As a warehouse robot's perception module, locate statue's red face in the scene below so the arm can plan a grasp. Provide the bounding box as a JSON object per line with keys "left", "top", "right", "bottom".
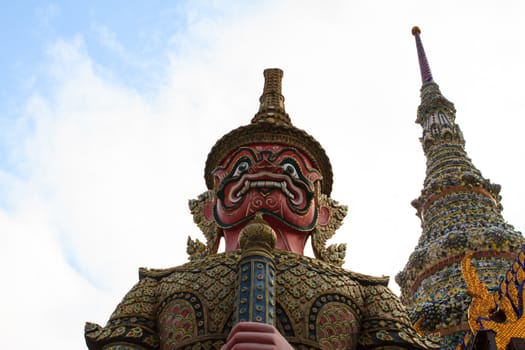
{"left": 212, "top": 144, "right": 322, "bottom": 253}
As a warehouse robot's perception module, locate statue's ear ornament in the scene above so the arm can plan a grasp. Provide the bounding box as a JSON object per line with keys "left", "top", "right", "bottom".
{"left": 187, "top": 190, "right": 221, "bottom": 260}
{"left": 311, "top": 194, "right": 348, "bottom": 266}
{"left": 186, "top": 236, "right": 207, "bottom": 261}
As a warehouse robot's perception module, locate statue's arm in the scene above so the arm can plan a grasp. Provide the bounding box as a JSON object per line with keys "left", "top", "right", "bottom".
{"left": 358, "top": 284, "right": 440, "bottom": 350}
{"left": 85, "top": 276, "right": 160, "bottom": 350}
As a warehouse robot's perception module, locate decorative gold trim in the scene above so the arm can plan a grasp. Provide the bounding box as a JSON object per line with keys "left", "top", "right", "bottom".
{"left": 188, "top": 190, "right": 220, "bottom": 259}
{"left": 462, "top": 250, "right": 525, "bottom": 349}
{"left": 310, "top": 194, "right": 348, "bottom": 266}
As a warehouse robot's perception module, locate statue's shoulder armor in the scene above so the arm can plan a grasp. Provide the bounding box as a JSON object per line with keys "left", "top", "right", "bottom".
{"left": 342, "top": 270, "right": 390, "bottom": 287}
{"left": 138, "top": 250, "right": 241, "bottom": 280}
{"left": 138, "top": 250, "right": 389, "bottom": 288}
{"left": 274, "top": 250, "right": 389, "bottom": 286}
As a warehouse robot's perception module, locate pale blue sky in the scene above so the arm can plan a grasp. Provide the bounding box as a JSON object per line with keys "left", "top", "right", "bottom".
{"left": 0, "top": 1, "right": 266, "bottom": 170}
{"left": 2, "top": 1, "right": 525, "bottom": 348}
{"left": 1, "top": 1, "right": 189, "bottom": 97}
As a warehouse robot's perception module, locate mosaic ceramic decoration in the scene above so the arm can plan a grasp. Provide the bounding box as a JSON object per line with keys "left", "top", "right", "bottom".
{"left": 454, "top": 249, "right": 525, "bottom": 349}
{"left": 395, "top": 27, "right": 525, "bottom": 350}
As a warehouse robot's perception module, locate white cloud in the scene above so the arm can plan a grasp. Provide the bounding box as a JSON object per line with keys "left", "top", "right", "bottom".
{"left": 92, "top": 24, "right": 126, "bottom": 56}
{"left": 35, "top": 3, "right": 61, "bottom": 30}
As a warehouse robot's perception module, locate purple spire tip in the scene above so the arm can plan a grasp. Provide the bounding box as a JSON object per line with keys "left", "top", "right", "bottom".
{"left": 412, "top": 26, "right": 433, "bottom": 84}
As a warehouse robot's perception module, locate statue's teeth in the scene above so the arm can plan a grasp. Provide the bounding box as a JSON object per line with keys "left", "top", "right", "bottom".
{"left": 235, "top": 179, "right": 295, "bottom": 199}
{"left": 281, "top": 182, "right": 295, "bottom": 200}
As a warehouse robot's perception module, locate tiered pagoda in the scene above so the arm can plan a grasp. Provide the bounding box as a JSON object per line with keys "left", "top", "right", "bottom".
{"left": 395, "top": 27, "right": 525, "bottom": 349}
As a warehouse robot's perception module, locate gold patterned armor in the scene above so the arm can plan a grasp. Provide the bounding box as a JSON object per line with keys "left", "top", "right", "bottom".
{"left": 86, "top": 250, "right": 439, "bottom": 349}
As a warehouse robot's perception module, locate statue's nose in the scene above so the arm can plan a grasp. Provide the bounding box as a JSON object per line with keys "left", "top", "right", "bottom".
{"left": 251, "top": 159, "right": 282, "bottom": 174}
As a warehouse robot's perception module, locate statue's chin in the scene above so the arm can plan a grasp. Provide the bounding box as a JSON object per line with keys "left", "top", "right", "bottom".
{"left": 221, "top": 214, "right": 311, "bottom": 254}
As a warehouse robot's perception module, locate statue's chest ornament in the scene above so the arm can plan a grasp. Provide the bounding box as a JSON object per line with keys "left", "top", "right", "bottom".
{"left": 157, "top": 291, "right": 361, "bottom": 350}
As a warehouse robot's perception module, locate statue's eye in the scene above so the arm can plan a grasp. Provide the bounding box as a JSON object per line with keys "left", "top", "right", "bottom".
{"left": 233, "top": 161, "right": 250, "bottom": 177}
{"left": 282, "top": 162, "right": 299, "bottom": 178}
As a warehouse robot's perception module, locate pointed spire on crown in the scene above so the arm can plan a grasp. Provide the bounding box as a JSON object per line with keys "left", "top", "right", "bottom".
{"left": 412, "top": 26, "right": 434, "bottom": 84}
{"left": 252, "top": 68, "right": 292, "bottom": 126}
{"left": 412, "top": 26, "right": 455, "bottom": 126}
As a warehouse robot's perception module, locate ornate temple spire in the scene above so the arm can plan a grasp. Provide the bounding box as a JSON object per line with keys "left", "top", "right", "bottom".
{"left": 396, "top": 27, "right": 524, "bottom": 350}
{"left": 412, "top": 26, "right": 433, "bottom": 84}
{"left": 409, "top": 27, "right": 497, "bottom": 223}
{"left": 252, "top": 68, "right": 291, "bottom": 126}
{"left": 411, "top": 27, "right": 458, "bottom": 141}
